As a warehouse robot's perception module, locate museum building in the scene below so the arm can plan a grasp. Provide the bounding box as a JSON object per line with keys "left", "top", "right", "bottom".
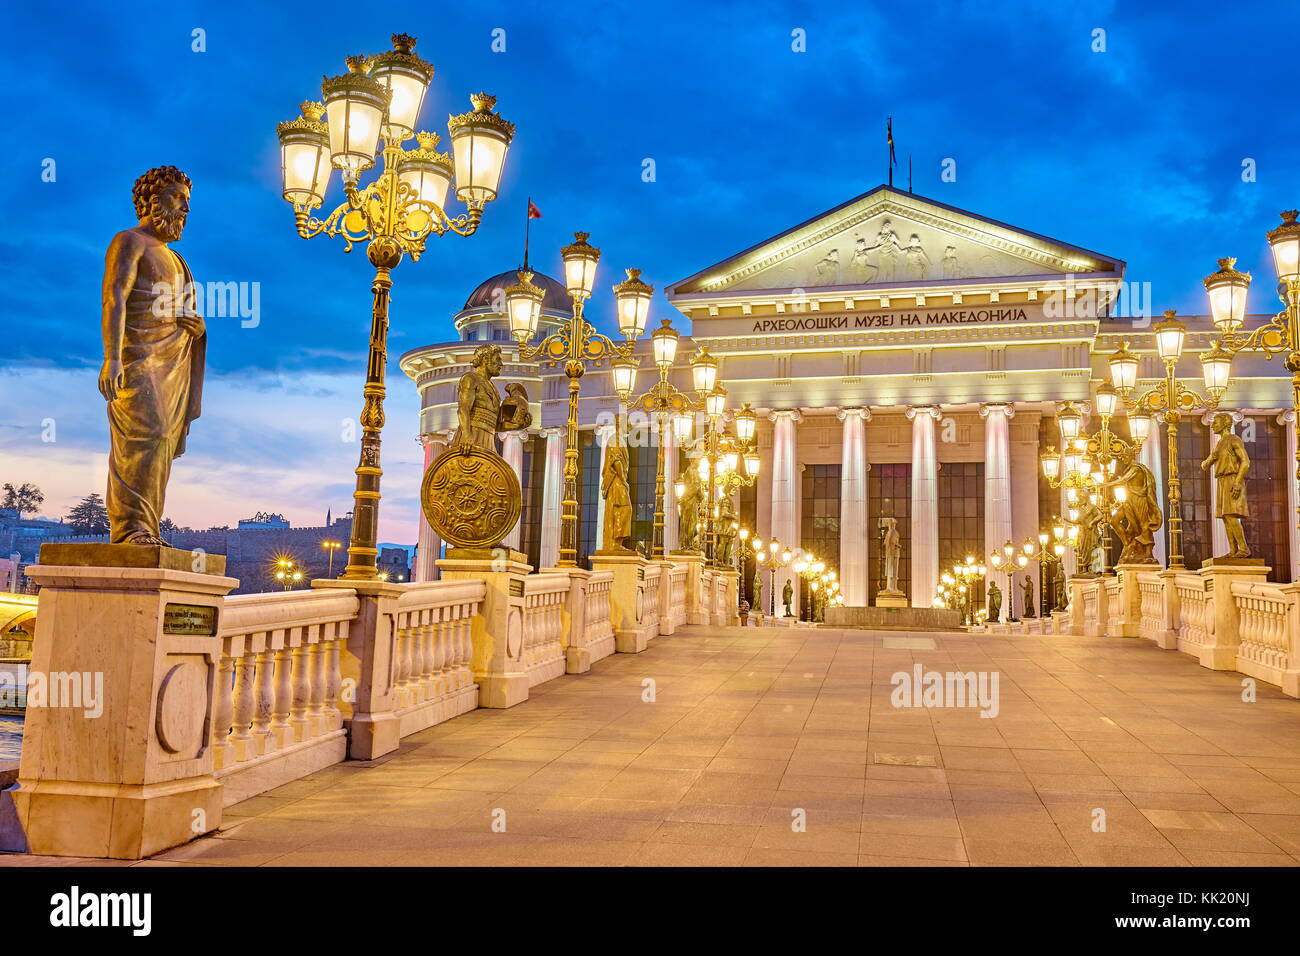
{"left": 400, "top": 185, "right": 1299, "bottom": 616}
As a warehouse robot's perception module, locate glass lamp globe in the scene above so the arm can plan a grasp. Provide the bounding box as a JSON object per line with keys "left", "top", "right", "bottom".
{"left": 448, "top": 92, "right": 515, "bottom": 205}
{"left": 1203, "top": 257, "right": 1252, "bottom": 333}
{"left": 277, "top": 101, "right": 333, "bottom": 208}
{"left": 613, "top": 268, "right": 653, "bottom": 338}
{"left": 369, "top": 34, "right": 433, "bottom": 142}
{"left": 1267, "top": 210, "right": 1300, "bottom": 283}
{"left": 651, "top": 319, "right": 679, "bottom": 369}
{"left": 559, "top": 231, "right": 601, "bottom": 297}
{"left": 321, "top": 56, "right": 389, "bottom": 183}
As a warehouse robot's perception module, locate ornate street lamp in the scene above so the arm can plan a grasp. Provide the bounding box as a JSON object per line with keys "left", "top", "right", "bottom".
{"left": 1203, "top": 225, "right": 1300, "bottom": 539}
{"left": 507, "top": 234, "right": 644, "bottom": 567}
{"left": 321, "top": 539, "right": 343, "bottom": 578}
{"left": 622, "top": 318, "right": 703, "bottom": 558}
{"left": 1107, "top": 310, "right": 1230, "bottom": 569}
{"left": 276, "top": 33, "right": 513, "bottom": 580}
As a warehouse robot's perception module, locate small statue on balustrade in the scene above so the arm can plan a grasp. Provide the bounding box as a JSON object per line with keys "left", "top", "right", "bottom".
{"left": 987, "top": 580, "right": 1001, "bottom": 623}
{"left": 1103, "top": 449, "right": 1163, "bottom": 565}
{"left": 1201, "top": 412, "right": 1252, "bottom": 558}
{"left": 783, "top": 578, "right": 794, "bottom": 617}
{"left": 677, "top": 464, "right": 702, "bottom": 552}
{"left": 600, "top": 439, "right": 634, "bottom": 553}
{"left": 1054, "top": 562, "right": 1068, "bottom": 612}
{"left": 1075, "top": 500, "right": 1105, "bottom": 574}
{"left": 715, "top": 497, "right": 737, "bottom": 564}
{"left": 1021, "top": 574, "right": 1035, "bottom": 618}
{"left": 753, "top": 569, "right": 763, "bottom": 612}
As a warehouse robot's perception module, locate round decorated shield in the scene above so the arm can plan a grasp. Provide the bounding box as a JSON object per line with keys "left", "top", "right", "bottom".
{"left": 421, "top": 445, "right": 521, "bottom": 549}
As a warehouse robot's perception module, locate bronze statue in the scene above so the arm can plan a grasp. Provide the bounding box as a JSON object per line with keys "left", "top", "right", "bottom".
{"left": 453, "top": 345, "right": 531, "bottom": 452}
{"left": 422, "top": 344, "right": 531, "bottom": 550}
{"left": 1103, "top": 450, "right": 1163, "bottom": 565}
{"left": 753, "top": 569, "right": 762, "bottom": 612}
{"left": 1201, "top": 412, "right": 1252, "bottom": 558}
{"left": 1053, "top": 561, "right": 1068, "bottom": 612}
{"left": 881, "top": 516, "right": 902, "bottom": 594}
{"left": 1075, "top": 500, "right": 1105, "bottom": 574}
{"left": 600, "top": 438, "right": 633, "bottom": 552}
{"left": 715, "top": 497, "right": 737, "bottom": 564}
{"left": 987, "top": 580, "right": 1001, "bottom": 622}
{"left": 678, "top": 464, "right": 702, "bottom": 551}
{"left": 782, "top": 578, "right": 794, "bottom": 617}
{"left": 101, "top": 166, "right": 204, "bottom": 546}
{"left": 1021, "top": 574, "right": 1035, "bottom": 618}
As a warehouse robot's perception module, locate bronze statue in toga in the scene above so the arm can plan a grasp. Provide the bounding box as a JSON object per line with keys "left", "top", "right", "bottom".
{"left": 100, "top": 166, "right": 205, "bottom": 546}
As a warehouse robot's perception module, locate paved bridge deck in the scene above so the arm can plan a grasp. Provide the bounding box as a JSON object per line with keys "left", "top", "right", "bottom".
{"left": 6, "top": 624, "right": 1300, "bottom": 867}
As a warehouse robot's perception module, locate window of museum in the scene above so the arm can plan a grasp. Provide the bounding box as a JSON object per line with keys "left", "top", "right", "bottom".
{"left": 939, "top": 462, "right": 985, "bottom": 606}
{"left": 800, "top": 464, "right": 841, "bottom": 613}
{"left": 628, "top": 439, "right": 658, "bottom": 555}
{"left": 1172, "top": 421, "right": 1212, "bottom": 571}
{"left": 868, "top": 463, "right": 911, "bottom": 603}
{"left": 521, "top": 435, "right": 547, "bottom": 570}
{"left": 1243, "top": 415, "right": 1290, "bottom": 582}
{"left": 739, "top": 479, "right": 758, "bottom": 607}
{"left": 578, "top": 430, "right": 599, "bottom": 570}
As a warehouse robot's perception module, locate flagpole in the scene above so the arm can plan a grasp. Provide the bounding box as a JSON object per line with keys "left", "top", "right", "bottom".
{"left": 524, "top": 196, "right": 531, "bottom": 271}
{"left": 887, "top": 117, "right": 893, "bottom": 187}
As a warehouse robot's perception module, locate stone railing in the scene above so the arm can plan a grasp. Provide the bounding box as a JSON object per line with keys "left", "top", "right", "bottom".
{"left": 213, "top": 588, "right": 359, "bottom": 806}
{"left": 642, "top": 562, "right": 661, "bottom": 637}
{"left": 1233, "top": 581, "right": 1300, "bottom": 695}
{"left": 582, "top": 570, "right": 616, "bottom": 657}
{"left": 667, "top": 565, "right": 687, "bottom": 630}
{"left": 522, "top": 573, "right": 569, "bottom": 687}
{"left": 392, "top": 579, "right": 482, "bottom": 735}
{"left": 1174, "top": 573, "right": 1210, "bottom": 655}
{"left": 1137, "top": 571, "right": 1166, "bottom": 643}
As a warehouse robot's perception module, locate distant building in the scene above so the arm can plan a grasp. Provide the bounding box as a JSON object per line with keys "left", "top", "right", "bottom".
{"left": 377, "top": 546, "right": 411, "bottom": 582}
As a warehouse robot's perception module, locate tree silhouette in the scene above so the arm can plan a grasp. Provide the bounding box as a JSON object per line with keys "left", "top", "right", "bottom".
{"left": 66, "top": 493, "right": 110, "bottom": 535}
{"left": 1, "top": 482, "right": 44, "bottom": 517}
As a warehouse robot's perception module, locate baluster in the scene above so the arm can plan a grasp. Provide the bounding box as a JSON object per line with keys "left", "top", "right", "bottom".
{"left": 212, "top": 649, "right": 235, "bottom": 770}
{"left": 290, "top": 643, "right": 311, "bottom": 742}
{"left": 308, "top": 637, "right": 327, "bottom": 733}
{"left": 458, "top": 608, "right": 473, "bottom": 688}
{"left": 408, "top": 616, "right": 426, "bottom": 703}
{"left": 430, "top": 611, "right": 447, "bottom": 698}
{"left": 231, "top": 651, "right": 256, "bottom": 763}
{"left": 270, "top": 644, "right": 294, "bottom": 748}
{"left": 325, "top": 628, "right": 343, "bottom": 726}
{"left": 251, "top": 647, "right": 275, "bottom": 755}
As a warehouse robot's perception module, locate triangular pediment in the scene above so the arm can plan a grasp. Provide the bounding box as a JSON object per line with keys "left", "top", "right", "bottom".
{"left": 668, "top": 186, "right": 1123, "bottom": 298}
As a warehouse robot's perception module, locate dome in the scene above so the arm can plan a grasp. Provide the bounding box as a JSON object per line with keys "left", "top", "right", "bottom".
{"left": 461, "top": 268, "right": 571, "bottom": 315}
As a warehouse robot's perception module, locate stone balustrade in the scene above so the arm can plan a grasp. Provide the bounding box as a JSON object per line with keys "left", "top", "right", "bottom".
{"left": 1064, "top": 560, "right": 1300, "bottom": 700}
{"left": 522, "top": 573, "right": 569, "bottom": 687}
{"left": 12, "top": 551, "right": 741, "bottom": 858}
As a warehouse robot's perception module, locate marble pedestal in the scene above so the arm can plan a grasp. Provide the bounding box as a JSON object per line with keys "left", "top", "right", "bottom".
{"left": 591, "top": 552, "right": 656, "bottom": 654}
{"left": 875, "top": 590, "right": 908, "bottom": 609}
{"left": 718, "top": 568, "right": 741, "bottom": 627}
{"left": 1197, "top": 558, "right": 1270, "bottom": 671}
{"left": 15, "top": 544, "right": 236, "bottom": 859}
{"left": 1111, "top": 564, "right": 1159, "bottom": 638}
{"left": 438, "top": 549, "right": 532, "bottom": 708}
{"left": 654, "top": 560, "right": 679, "bottom": 636}
{"left": 671, "top": 551, "right": 708, "bottom": 625}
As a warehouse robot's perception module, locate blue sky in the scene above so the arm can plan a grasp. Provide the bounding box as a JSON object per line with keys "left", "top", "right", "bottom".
{"left": 3, "top": 0, "right": 1297, "bottom": 543}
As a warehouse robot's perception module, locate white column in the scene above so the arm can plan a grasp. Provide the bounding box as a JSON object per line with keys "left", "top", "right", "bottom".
{"left": 837, "top": 406, "right": 871, "bottom": 606}
{"left": 769, "top": 409, "right": 803, "bottom": 615}
{"left": 1279, "top": 410, "right": 1299, "bottom": 583}
{"left": 501, "top": 430, "right": 527, "bottom": 552}
{"left": 539, "top": 426, "right": 566, "bottom": 569}
{"left": 980, "top": 403, "right": 1014, "bottom": 557}
{"left": 593, "top": 422, "right": 616, "bottom": 548}
{"left": 663, "top": 422, "right": 680, "bottom": 553}
{"left": 1139, "top": 414, "right": 1167, "bottom": 568}
{"left": 414, "top": 432, "right": 448, "bottom": 581}
{"left": 1204, "top": 409, "right": 1241, "bottom": 561}
{"left": 906, "top": 406, "right": 942, "bottom": 608}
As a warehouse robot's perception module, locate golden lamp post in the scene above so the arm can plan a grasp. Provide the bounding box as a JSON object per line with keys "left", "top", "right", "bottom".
{"left": 676, "top": 363, "right": 759, "bottom": 566}
{"left": 276, "top": 34, "right": 515, "bottom": 580}
{"left": 1201, "top": 213, "right": 1300, "bottom": 536}
{"left": 1040, "top": 389, "right": 1137, "bottom": 576}
{"left": 613, "top": 318, "right": 702, "bottom": 559}
{"left": 755, "top": 541, "right": 792, "bottom": 618}
{"left": 1105, "top": 311, "right": 1231, "bottom": 569}
{"left": 273, "top": 557, "right": 304, "bottom": 591}
{"left": 505, "top": 237, "right": 651, "bottom": 568}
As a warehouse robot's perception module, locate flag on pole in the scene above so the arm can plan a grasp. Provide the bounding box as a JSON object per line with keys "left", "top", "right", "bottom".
{"left": 887, "top": 117, "right": 897, "bottom": 168}
{"left": 527, "top": 198, "right": 542, "bottom": 219}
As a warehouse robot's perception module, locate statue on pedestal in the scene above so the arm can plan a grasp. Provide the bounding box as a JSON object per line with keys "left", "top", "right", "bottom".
{"left": 881, "top": 517, "right": 902, "bottom": 594}
{"left": 782, "top": 578, "right": 794, "bottom": 617}
{"left": 1103, "top": 450, "right": 1163, "bottom": 565}
{"left": 715, "top": 497, "right": 737, "bottom": 564}
{"left": 987, "top": 580, "right": 1001, "bottom": 622}
{"left": 753, "top": 569, "right": 762, "bottom": 612}
{"left": 1054, "top": 562, "right": 1068, "bottom": 612}
{"left": 678, "top": 465, "right": 702, "bottom": 551}
{"left": 101, "top": 166, "right": 205, "bottom": 546}
{"left": 1201, "top": 412, "right": 1252, "bottom": 558}
{"left": 1021, "top": 574, "right": 1035, "bottom": 618}
{"left": 600, "top": 439, "right": 633, "bottom": 552}
{"left": 1075, "top": 500, "right": 1105, "bottom": 573}
{"left": 423, "top": 344, "right": 532, "bottom": 550}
